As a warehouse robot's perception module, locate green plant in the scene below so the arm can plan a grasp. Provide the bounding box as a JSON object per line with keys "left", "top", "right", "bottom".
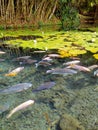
{"left": 56, "top": 0, "right": 80, "bottom": 30}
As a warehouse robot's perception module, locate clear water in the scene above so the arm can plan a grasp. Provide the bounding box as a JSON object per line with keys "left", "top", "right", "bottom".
{"left": 0, "top": 49, "right": 98, "bottom": 130}
{"left": 0, "top": 25, "right": 98, "bottom": 130}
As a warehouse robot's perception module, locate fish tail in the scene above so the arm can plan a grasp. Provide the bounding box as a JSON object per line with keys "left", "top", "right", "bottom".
{"left": 6, "top": 110, "right": 15, "bottom": 118}
{"left": 6, "top": 112, "right": 12, "bottom": 118}
{"left": 5, "top": 72, "right": 17, "bottom": 77}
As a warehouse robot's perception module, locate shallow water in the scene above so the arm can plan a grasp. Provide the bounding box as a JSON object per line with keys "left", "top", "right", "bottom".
{"left": 0, "top": 48, "right": 98, "bottom": 130}
{"left": 0, "top": 25, "right": 98, "bottom": 130}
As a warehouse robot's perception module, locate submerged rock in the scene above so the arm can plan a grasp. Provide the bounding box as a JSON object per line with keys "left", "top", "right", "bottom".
{"left": 59, "top": 113, "right": 85, "bottom": 130}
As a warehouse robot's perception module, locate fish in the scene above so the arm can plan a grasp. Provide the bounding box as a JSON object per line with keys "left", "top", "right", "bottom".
{"left": 48, "top": 54, "right": 61, "bottom": 58}
{"left": 6, "top": 100, "right": 34, "bottom": 118}
{"left": 19, "top": 59, "right": 37, "bottom": 65}
{"left": 66, "top": 64, "right": 90, "bottom": 72}
{"left": 35, "top": 61, "right": 52, "bottom": 67}
{"left": 70, "top": 57, "right": 80, "bottom": 60}
{"left": 0, "top": 83, "right": 32, "bottom": 94}
{"left": 33, "top": 50, "right": 46, "bottom": 53}
{"left": 63, "top": 60, "right": 80, "bottom": 66}
{"left": 13, "top": 56, "right": 37, "bottom": 65}
{"left": 94, "top": 69, "right": 98, "bottom": 76}
{"left": 12, "top": 56, "right": 31, "bottom": 61}
{"left": 5, "top": 72, "right": 18, "bottom": 77}
{"left": 46, "top": 68, "right": 77, "bottom": 75}
{"left": 94, "top": 86, "right": 98, "bottom": 91}
{"left": 32, "top": 82, "right": 56, "bottom": 92}
{"left": 46, "top": 69, "right": 54, "bottom": 74}
{"left": 5, "top": 67, "right": 24, "bottom": 76}
{"left": 42, "top": 56, "right": 53, "bottom": 62}
{"left": 88, "top": 65, "right": 98, "bottom": 70}
{"left": 0, "top": 51, "right": 6, "bottom": 54}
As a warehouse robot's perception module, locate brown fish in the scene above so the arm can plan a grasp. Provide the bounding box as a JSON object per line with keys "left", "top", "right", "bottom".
{"left": 66, "top": 64, "right": 90, "bottom": 72}
{"left": 88, "top": 65, "right": 98, "bottom": 70}
{"left": 32, "top": 81, "right": 56, "bottom": 92}
{"left": 35, "top": 61, "right": 52, "bottom": 67}
{"left": 19, "top": 59, "right": 37, "bottom": 65}
{"left": 13, "top": 56, "right": 31, "bottom": 61}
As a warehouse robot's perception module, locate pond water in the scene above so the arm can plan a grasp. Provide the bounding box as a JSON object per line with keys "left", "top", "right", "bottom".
{"left": 0, "top": 27, "right": 98, "bottom": 130}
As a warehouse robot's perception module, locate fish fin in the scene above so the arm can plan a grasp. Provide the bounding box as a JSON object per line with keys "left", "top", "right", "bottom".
{"left": 6, "top": 112, "right": 12, "bottom": 118}
{"left": 5, "top": 72, "right": 17, "bottom": 77}
{"left": 6, "top": 109, "right": 15, "bottom": 118}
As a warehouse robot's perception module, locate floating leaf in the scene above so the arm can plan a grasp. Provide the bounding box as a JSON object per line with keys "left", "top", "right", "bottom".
{"left": 58, "top": 47, "right": 86, "bottom": 58}
{"left": 85, "top": 46, "right": 98, "bottom": 53}
{"left": 68, "top": 48, "right": 86, "bottom": 56}
{"left": 93, "top": 54, "right": 98, "bottom": 59}
{"left": 58, "top": 49, "right": 71, "bottom": 58}
{"left": 1, "top": 29, "right": 98, "bottom": 60}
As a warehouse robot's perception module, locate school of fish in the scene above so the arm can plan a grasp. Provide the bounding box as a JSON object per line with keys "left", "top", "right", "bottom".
{"left": 0, "top": 51, "right": 98, "bottom": 119}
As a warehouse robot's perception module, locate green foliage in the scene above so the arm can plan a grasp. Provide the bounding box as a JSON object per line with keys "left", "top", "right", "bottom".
{"left": 57, "top": 0, "right": 80, "bottom": 30}
{"left": 72, "top": 0, "right": 96, "bottom": 13}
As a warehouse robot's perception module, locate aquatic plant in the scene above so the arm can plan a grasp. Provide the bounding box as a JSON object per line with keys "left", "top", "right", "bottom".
{"left": 58, "top": 47, "right": 86, "bottom": 57}
{"left": 93, "top": 53, "right": 98, "bottom": 59}
{"left": 0, "top": 28, "right": 98, "bottom": 59}
{"left": 59, "top": 113, "right": 85, "bottom": 130}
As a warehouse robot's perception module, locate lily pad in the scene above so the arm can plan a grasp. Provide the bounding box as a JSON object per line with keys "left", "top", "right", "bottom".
{"left": 93, "top": 53, "right": 98, "bottom": 59}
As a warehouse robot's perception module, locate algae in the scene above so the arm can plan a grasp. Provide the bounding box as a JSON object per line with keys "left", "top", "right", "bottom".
{"left": 59, "top": 113, "right": 85, "bottom": 130}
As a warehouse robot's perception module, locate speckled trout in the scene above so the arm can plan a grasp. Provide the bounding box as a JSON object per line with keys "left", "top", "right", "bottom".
{"left": 0, "top": 83, "right": 32, "bottom": 94}
{"left": 6, "top": 100, "right": 34, "bottom": 118}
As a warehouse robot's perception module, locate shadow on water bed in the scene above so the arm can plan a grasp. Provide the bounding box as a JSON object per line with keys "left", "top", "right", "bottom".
{"left": 0, "top": 27, "right": 98, "bottom": 130}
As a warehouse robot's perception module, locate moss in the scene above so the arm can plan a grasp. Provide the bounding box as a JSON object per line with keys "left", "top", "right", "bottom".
{"left": 59, "top": 113, "right": 85, "bottom": 130}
